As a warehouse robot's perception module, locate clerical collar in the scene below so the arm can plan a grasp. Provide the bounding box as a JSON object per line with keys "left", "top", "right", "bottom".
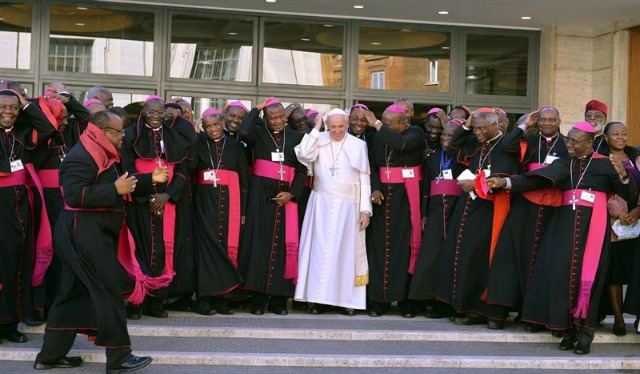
{"left": 4, "top": 126, "right": 14, "bottom": 133}
{"left": 485, "top": 132, "right": 502, "bottom": 144}
{"left": 577, "top": 152, "right": 592, "bottom": 159}
{"left": 145, "top": 123, "right": 162, "bottom": 132}
{"left": 543, "top": 133, "right": 559, "bottom": 142}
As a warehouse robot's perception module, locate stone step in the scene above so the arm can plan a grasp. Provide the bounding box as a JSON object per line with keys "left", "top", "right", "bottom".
{"left": 2, "top": 312, "right": 639, "bottom": 371}
{"left": 19, "top": 312, "right": 640, "bottom": 344}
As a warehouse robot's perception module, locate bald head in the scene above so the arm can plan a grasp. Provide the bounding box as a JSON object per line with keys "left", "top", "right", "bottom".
{"left": 87, "top": 86, "right": 113, "bottom": 109}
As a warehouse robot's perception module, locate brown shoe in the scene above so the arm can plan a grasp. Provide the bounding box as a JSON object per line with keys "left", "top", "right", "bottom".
{"left": 487, "top": 319, "right": 504, "bottom": 330}
{"left": 453, "top": 315, "right": 486, "bottom": 326}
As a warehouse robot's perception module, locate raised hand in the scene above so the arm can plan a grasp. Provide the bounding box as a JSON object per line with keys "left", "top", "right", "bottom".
{"left": 115, "top": 172, "right": 138, "bottom": 195}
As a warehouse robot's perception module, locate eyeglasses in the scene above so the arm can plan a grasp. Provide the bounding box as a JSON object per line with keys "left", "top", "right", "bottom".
{"left": 104, "top": 127, "right": 125, "bottom": 135}
{"left": 563, "top": 137, "right": 590, "bottom": 145}
{"left": 584, "top": 113, "right": 605, "bottom": 120}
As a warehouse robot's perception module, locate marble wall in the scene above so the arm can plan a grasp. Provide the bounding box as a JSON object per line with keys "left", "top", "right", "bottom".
{"left": 538, "top": 16, "right": 640, "bottom": 133}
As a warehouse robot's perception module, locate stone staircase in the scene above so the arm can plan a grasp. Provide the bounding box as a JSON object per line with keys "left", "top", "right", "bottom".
{"left": 1, "top": 307, "right": 640, "bottom": 373}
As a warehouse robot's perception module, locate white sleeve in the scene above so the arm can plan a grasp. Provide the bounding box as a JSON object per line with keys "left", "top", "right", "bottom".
{"left": 359, "top": 170, "right": 372, "bottom": 216}
{"left": 295, "top": 129, "right": 320, "bottom": 167}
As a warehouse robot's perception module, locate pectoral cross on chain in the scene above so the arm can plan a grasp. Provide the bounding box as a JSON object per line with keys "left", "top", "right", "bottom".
{"left": 570, "top": 192, "right": 579, "bottom": 210}
{"left": 329, "top": 166, "right": 338, "bottom": 176}
{"left": 385, "top": 168, "right": 392, "bottom": 181}
{"left": 278, "top": 164, "right": 286, "bottom": 181}
{"left": 211, "top": 171, "right": 219, "bottom": 188}
{"left": 157, "top": 158, "right": 163, "bottom": 167}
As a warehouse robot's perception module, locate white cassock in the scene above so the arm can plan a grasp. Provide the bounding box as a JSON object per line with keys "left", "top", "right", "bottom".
{"left": 294, "top": 128, "right": 372, "bottom": 309}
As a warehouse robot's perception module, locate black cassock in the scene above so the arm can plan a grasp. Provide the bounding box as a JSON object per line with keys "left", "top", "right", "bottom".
{"left": 0, "top": 103, "right": 54, "bottom": 329}
{"left": 121, "top": 116, "right": 197, "bottom": 298}
{"left": 238, "top": 108, "right": 306, "bottom": 297}
{"left": 486, "top": 129, "right": 569, "bottom": 312}
{"left": 45, "top": 142, "right": 131, "bottom": 347}
{"left": 193, "top": 133, "right": 248, "bottom": 298}
{"left": 513, "top": 154, "right": 635, "bottom": 329}
{"left": 30, "top": 94, "right": 91, "bottom": 310}
{"left": 366, "top": 125, "right": 424, "bottom": 303}
{"left": 428, "top": 126, "right": 520, "bottom": 317}
{"left": 408, "top": 149, "right": 464, "bottom": 300}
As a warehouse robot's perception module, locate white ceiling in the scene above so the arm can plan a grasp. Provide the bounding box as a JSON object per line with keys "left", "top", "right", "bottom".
{"left": 97, "top": 0, "right": 640, "bottom": 29}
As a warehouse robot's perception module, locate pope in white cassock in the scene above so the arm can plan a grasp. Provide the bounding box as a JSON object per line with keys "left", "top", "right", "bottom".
{"left": 294, "top": 108, "right": 372, "bottom": 316}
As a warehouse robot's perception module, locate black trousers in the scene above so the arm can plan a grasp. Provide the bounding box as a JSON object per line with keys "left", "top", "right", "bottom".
{"left": 36, "top": 329, "right": 131, "bottom": 368}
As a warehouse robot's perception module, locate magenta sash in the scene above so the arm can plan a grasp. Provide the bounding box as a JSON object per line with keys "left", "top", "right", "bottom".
{"left": 118, "top": 158, "right": 177, "bottom": 304}
{"left": 253, "top": 159, "right": 299, "bottom": 282}
{"left": 561, "top": 189, "right": 607, "bottom": 319}
{"left": 196, "top": 169, "right": 241, "bottom": 268}
{"left": 379, "top": 165, "right": 423, "bottom": 274}
{"left": 430, "top": 179, "right": 462, "bottom": 196}
{"left": 36, "top": 169, "right": 60, "bottom": 189}
{"left": 0, "top": 165, "right": 54, "bottom": 287}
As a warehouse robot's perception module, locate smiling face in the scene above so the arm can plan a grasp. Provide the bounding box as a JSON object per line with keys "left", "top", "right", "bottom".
{"left": 104, "top": 114, "right": 125, "bottom": 150}
{"left": 349, "top": 107, "right": 368, "bottom": 136}
{"left": 565, "top": 128, "right": 593, "bottom": 158}
{"left": 604, "top": 122, "right": 627, "bottom": 152}
{"left": 585, "top": 110, "right": 606, "bottom": 134}
{"left": 425, "top": 115, "right": 443, "bottom": 143}
{"left": 327, "top": 114, "right": 347, "bottom": 141}
{"left": 471, "top": 114, "right": 499, "bottom": 143}
{"left": 440, "top": 122, "right": 458, "bottom": 149}
{"left": 537, "top": 108, "right": 561, "bottom": 138}
{"left": 223, "top": 106, "right": 246, "bottom": 133}
{"left": 142, "top": 100, "right": 165, "bottom": 129}
{"left": 202, "top": 115, "right": 223, "bottom": 141}
{"left": 0, "top": 94, "right": 19, "bottom": 129}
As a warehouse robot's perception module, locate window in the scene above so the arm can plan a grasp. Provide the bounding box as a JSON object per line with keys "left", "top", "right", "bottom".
{"left": 263, "top": 21, "right": 344, "bottom": 87}
{"left": 47, "top": 5, "right": 155, "bottom": 76}
{"left": 190, "top": 48, "right": 240, "bottom": 81}
{"left": 371, "top": 71, "right": 385, "bottom": 90}
{"left": 358, "top": 26, "right": 451, "bottom": 93}
{"left": 465, "top": 33, "right": 529, "bottom": 96}
{"left": 48, "top": 38, "right": 92, "bottom": 73}
{"left": 427, "top": 60, "right": 439, "bottom": 85}
{"left": 0, "top": 2, "right": 32, "bottom": 70}
{"left": 169, "top": 14, "right": 254, "bottom": 82}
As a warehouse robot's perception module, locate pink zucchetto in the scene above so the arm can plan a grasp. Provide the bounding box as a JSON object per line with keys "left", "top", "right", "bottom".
{"left": 427, "top": 108, "right": 443, "bottom": 115}
{"left": 306, "top": 109, "right": 319, "bottom": 116}
{"left": 227, "top": 101, "right": 249, "bottom": 112}
{"left": 351, "top": 103, "right": 369, "bottom": 111}
{"left": 144, "top": 95, "right": 164, "bottom": 103}
{"left": 449, "top": 119, "right": 464, "bottom": 127}
{"left": 264, "top": 98, "right": 281, "bottom": 108}
{"left": 572, "top": 121, "right": 595, "bottom": 134}
{"left": 384, "top": 104, "right": 408, "bottom": 114}
{"left": 202, "top": 108, "right": 221, "bottom": 118}
{"left": 83, "top": 98, "right": 103, "bottom": 107}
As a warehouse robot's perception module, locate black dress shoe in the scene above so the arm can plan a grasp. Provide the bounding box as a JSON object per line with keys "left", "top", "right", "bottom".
{"left": 309, "top": 306, "right": 324, "bottom": 315}
{"left": 487, "top": 319, "right": 504, "bottom": 330}
{"left": 267, "top": 306, "right": 288, "bottom": 315}
{"left": 340, "top": 308, "right": 356, "bottom": 316}
{"left": 367, "top": 309, "right": 382, "bottom": 317}
{"left": 524, "top": 323, "right": 545, "bottom": 333}
{"left": 164, "top": 298, "right": 191, "bottom": 312}
{"left": 126, "top": 305, "right": 142, "bottom": 320}
{"left": 0, "top": 330, "right": 27, "bottom": 343}
{"left": 34, "top": 356, "right": 83, "bottom": 370}
{"left": 192, "top": 299, "right": 216, "bottom": 316}
{"left": 215, "top": 304, "right": 235, "bottom": 315}
{"left": 613, "top": 323, "right": 627, "bottom": 336}
{"left": 142, "top": 308, "right": 168, "bottom": 318}
{"left": 551, "top": 330, "right": 564, "bottom": 338}
{"left": 250, "top": 305, "right": 265, "bottom": 315}
{"left": 23, "top": 313, "right": 45, "bottom": 327}
{"left": 558, "top": 336, "right": 576, "bottom": 351}
{"left": 574, "top": 343, "right": 591, "bottom": 355}
{"left": 107, "top": 355, "right": 152, "bottom": 373}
